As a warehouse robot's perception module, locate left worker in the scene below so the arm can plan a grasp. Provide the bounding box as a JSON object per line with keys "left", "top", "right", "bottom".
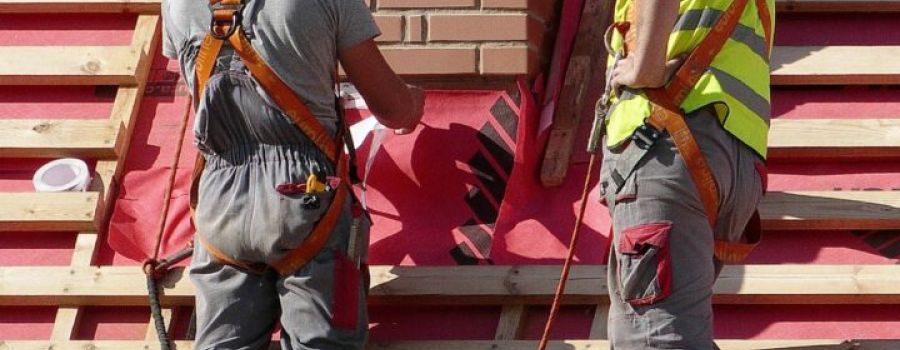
{"left": 161, "top": 0, "right": 425, "bottom": 349}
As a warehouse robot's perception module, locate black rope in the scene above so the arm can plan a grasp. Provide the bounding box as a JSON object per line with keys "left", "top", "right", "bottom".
{"left": 147, "top": 271, "right": 173, "bottom": 350}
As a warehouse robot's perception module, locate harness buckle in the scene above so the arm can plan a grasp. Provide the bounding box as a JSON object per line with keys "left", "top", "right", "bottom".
{"left": 209, "top": 3, "right": 244, "bottom": 40}
{"left": 631, "top": 123, "right": 661, "bottom": 150}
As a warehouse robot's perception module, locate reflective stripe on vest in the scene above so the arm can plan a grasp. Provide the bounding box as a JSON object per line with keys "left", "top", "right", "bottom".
{"left": 606, "top": 0, "right": 775, "bottom": 159}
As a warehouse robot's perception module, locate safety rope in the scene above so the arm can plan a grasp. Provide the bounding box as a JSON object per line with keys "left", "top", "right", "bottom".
{"left": 538, "top": 152, "right": 599, "bottom": 350}
{"left": 143, "top": 95, "right": 194, "bottom": 350}
{"left": 147, "top": 274, "right": 172, "bottom": 350}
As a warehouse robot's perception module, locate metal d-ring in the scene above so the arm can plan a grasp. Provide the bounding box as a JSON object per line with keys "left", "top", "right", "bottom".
{"left": 209, "top": 10, "right": 241, "bottom": 40}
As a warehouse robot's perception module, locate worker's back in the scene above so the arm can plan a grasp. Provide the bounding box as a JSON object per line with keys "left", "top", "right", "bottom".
{"left": 162, "top": 0, "right": 380, "bottom": 121}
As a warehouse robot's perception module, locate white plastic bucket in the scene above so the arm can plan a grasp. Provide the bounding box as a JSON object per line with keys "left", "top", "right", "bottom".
{"left": 32, "top": 158, "right": 91, "bottom": 192}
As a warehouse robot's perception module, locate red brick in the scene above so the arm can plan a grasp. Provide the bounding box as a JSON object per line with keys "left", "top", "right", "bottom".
{"left": 480, "top": 45, "right": 534, "bottom": 75}
{"left": 377, "top": 0, "right": 475, "bottom": 9}
{"left": 405, "top": 15, "right": 425, "bottom": 42}
{"left": 428, "top": 14, "right": 528, "bottom": 42}
{"left": 373, "top": 15, "right": 403, "bottom": 42}
{"left": 482, "top": 0, "right": 527, "bottom": 9}
{"left": 380, "top": 46, "right": 479, "bottom": 75}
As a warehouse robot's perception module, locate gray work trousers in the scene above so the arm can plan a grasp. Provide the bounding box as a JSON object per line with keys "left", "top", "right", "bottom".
{"left": 190, "top": 215, "right": 367, "bottom": 350}
{"left": 600, "top": 107, "right": 765, "bottom": 349}
{"left": 189, "top": 55, "right": 367, "bottom": 349}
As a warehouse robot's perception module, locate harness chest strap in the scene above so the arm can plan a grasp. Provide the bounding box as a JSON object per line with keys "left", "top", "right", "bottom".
{"left": 616, "top": 0, "right": 770, "bottom": 262}
{"left": 191, "top": 0, "right": 349, "bottom": 275}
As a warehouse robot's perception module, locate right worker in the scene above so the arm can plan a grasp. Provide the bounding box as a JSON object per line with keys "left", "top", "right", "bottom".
{"left": 599, "top": 0, "right": 774, "bottom": 348}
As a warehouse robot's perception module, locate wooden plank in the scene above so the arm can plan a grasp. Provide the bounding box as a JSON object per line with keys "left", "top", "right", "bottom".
{"left": 494, "top": 304, "right": 527, "bottom": 340}
{"left": 0, "top": 119, "right": 117, "bottom": 158}
{"left": 110, "top": 15, "right": 161, "bottom": 160}
{"left": 772, "top": 46, "right": 900, "bottom": 85}
{"left": 0, "top": 192, "right": 98, "bottom": 231}
{"left": 540, "top": 0, "right": 614, "bottom": 187}
{"left": 760, "top": 191, "right": 900, "bottom": 230}
{"left": 90, "top": 16, "right": 160, "bottom": 225}
{"left": 48, "top": 308, "right": 81, "bottom": 340}
{"left": 0, "top": 46, "right": 139, "bottom": 85}
{"left": 777, "top": 0, "right": 900, "bottom": 12}
{"left": 144, "top": 308, "right": 172, "bottom": 341}
{"left": 0, "top": 0, "right": 898, "bottom": 14}
{"left": 588, "top": 304, "right": 608, "bottom": 339}
{"left": 44, "top": 19, "right": 160, "bottom": 340}
{"left": 0, "top": 0, "right": 159, "bottom": 13}
{"left": 68, "top": 233, "right": 99, "bottom": 272}
{"left": 2, "top": 340, "right": 900, "bottom": 350}
{"left": 769, "top": 119, "right": 900, "bottom": 159}
{"left": 0, "top": 17, "right": 159, "bottom": 229}
{"left": 2, "top": 265, "right": 899, "bottom": 306}
{"left": 50, "top": 233, "right": 98, "bottom": 340}
{"left": 3, "top": 190, "right": 891, "bottom": 233}
{"left": 372, "top": 340, "right": 900, "bottom": 350}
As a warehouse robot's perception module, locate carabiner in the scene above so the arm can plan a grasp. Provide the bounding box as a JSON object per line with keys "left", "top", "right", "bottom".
{"left": 209, "top": 10, "right": 242, "bottom": 40}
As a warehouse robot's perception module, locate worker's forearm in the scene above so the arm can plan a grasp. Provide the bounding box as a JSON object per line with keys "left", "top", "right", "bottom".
{"left": 366, "top": 76, "right": 417, "bottom": 129}
{"left": 340, "top": 39, "right": 424, "bottom": 130}
{"left": 630, "top": 0, "right": 679, "bottom": 86}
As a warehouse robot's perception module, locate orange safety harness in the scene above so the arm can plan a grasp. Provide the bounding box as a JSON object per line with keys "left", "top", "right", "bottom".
{"left": 144, "top": 2, "right": 361, "bottom": 348}
{"left": 634, "top": 0, "right": 771, "bottom": 262}
{"left": 539, "top": 1, "right": 772, "bottom": 348}
{"left": 191, "top": 0, "right": 353, "bottom": 276}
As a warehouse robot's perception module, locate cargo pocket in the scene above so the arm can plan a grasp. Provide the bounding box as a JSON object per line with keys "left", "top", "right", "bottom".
{"left": 617, "top": 221, "right": 673, "bottom": 306}
{"left": 331, "top": 250, "right": 361, "bottom": 331}
{"left": 274, "top": 188, "right": 336, "bottom": 252}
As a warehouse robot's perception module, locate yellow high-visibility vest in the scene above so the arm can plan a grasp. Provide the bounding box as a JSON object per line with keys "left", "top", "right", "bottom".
{"left": 606, "top": 0, "right": 775, "bottom": 158}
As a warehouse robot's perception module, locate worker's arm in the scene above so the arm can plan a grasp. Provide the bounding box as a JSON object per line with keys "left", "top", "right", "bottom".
{"left": 610, "top": 0, "right": 683, "bottom": 92}
{"left": 340, "top": 39, "right": 425, "bottom": 133}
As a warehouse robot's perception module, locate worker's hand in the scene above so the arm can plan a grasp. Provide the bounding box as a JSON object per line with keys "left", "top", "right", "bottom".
{"left": 611, "top": 55, "right": 687, "bottom": 95}
{"left": 341, "top": 39, "right": 426, "bottom": 135}
{"left": 394, "top": 85, "right": 425, "bottom": 135}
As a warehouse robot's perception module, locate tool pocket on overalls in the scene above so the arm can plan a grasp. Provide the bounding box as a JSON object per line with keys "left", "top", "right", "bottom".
{"left": 331, "top": 249, "right": 361, "bottom": 331}
{"left": 617, "top": 221, "right": 673, "bottom": 306}
{"left": 273, "top": 177, "right": 339, "bottom": 251}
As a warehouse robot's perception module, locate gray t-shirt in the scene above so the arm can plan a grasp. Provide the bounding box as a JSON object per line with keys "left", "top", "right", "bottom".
{"left": 162, "top": 0, "right": 380, "bottom": 120}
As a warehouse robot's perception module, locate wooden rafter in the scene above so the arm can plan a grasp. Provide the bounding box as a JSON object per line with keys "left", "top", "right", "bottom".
{"left": 2, "top": 264, "right": 899, "bottom": 306}
{"left": 0, "top": 0, "right": 160, "bottom": 13}
{"left": 1, "top": 0, "right": 899, "bottom": 13}
{"left": 768, "top": 119, "right": 900, "bottom": 159}
{"left": 494, "top": 304, "right": 527, "bottom": 340}
{"left": 1, "top": 340, "right": 897, "bottom": 350}
{"left": 0, "top": 119, "right": 117, "bottom": 158}
{"left": 760, "top": 191, "right": 900, "bottom": 230}
{"left": 4, "top": 0, "right": 900, "bottom": 14}
{"left": 0, "top": 15, "right": 160, "bottom": 232}
{"left": 540, "top": 0, "right": 614, "bottom": 187}
{"left": 776, "top": 0, "right": 900, "bottom": 12}
{"left": 2, "top": 190, "right": 894, "bottom": 232}
{"left": 0, "top": 192, "right": 99, "bottom": 231}
{"left": 772, "top": 46, "right": 900, "bottom": 85}
{"left": 0, "top": 46, "right": 142, "bottom": 85}
{"left": 49, "top": 233, "right": 98, "bottom": 340}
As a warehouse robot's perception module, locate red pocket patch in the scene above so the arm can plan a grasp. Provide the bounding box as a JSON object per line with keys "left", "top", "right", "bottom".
{"left": 617, "top": 222, "right": 673, "bottom": 306}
